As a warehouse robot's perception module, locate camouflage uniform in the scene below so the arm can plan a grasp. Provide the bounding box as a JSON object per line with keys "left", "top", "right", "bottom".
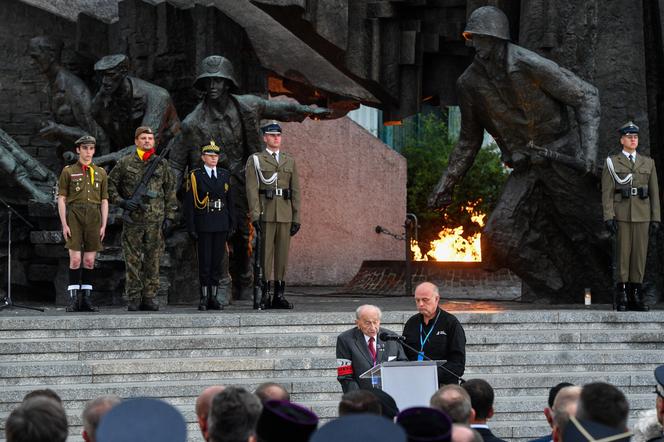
{"left": 108, "top": 150, "right": 177, "bottom": 304}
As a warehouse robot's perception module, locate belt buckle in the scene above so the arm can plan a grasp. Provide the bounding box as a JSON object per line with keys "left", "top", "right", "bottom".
{"left": 631, "top": 188, "right": 638, "bottom": 196}
{"left": 213, "top": 200, "right": 222, "bottom": 209}
{"left": 275, "top": 188, "right": 283, "bottom": 197}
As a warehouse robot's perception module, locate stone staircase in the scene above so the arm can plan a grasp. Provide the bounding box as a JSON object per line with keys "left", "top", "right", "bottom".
{"left": 1, "top": 309, "right": 663, "bottom": 441}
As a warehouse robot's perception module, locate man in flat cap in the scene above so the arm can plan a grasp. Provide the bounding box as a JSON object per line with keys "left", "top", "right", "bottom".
{"left": 91, "top": 54, "right": 180, "bottom": 153}
{"left": 245, "top": 121, "right": 301, "bottom": 309}
{"left": 169, "top": 55, "right": 328, "bottom": 304}
{"left": 602, "top": 121, "right": 660, "bottom": 311}
{"left": 184, "top": 140, "right": 236, "bottom": 311}
{"left": 108, "top": 126, "right": 178, "bottom": 311}
{"left": 57, "top": 135, "right": 108, "bottom": 312}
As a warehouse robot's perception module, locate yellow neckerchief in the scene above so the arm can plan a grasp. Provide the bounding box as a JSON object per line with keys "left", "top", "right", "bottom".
{"left": 189, "top": 170, "right": 209, "bottom": 209}
{"left": 80, "top": 162, "right": 94, "bottom": 185}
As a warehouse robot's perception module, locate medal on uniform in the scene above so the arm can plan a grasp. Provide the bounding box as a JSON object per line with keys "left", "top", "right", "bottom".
{"left": 75, "top": 186, "right": 80, "bottom": 192}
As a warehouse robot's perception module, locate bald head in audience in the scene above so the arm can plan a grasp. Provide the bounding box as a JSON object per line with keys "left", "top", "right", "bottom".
{"left": 196, "top": 385, "right": 226, "bottom": 440}
{"left": 254, "top": 383, "right": 290, "bottom": 403}
{"left": 551, "top": 386, "right": 581, "bottom": 442}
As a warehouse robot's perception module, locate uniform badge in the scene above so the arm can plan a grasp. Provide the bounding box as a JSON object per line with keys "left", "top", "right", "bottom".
{"left": 225, "top": 183, "right": 229, "bottom": 192}
{"left": 75, "top": 186, "right": 81, "bottom": 192}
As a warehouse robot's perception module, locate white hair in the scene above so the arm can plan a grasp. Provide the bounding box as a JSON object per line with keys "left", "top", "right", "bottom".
{"left": 355, "top": 304, "right": 382, "bottom": 320}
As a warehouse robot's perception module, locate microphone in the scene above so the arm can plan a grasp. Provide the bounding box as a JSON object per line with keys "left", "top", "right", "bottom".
{"left": 379, "top": 332, "right": 406, "bottom": 342}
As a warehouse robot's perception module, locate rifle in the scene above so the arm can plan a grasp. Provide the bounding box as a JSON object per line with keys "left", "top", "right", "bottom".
{"left": 253, "top": 216, "right": 264, "bottom": 310}
{"left": 527, "top": 141, "right": 602, "bottom": 176}
{"left": 610, "top": 229, "right": 618, "bottom": 311}
{"left": 122, "top": 144, "right": 172, "bottom": 223}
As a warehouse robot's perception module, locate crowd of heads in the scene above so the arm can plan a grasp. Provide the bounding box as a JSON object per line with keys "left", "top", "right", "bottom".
{"left": 8, "top": 372, "right": 661, "bottom": 442}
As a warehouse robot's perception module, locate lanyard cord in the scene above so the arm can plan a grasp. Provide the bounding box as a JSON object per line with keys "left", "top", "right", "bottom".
{"left": 420, "top": 310, "right": 442, "bottom": 352}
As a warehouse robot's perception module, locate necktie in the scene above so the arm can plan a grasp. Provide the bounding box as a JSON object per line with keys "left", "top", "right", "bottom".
{"left": 272, "top": 152, "right": 278, "bottom": 163}
{"left": 629, "top": 154, "right": 634, "bottom": 163}
{"left": 368, "top": 337, "right": 376, "bottom": 362}
{"left": 212, "top": 170, "right": 217, "bottom": 179}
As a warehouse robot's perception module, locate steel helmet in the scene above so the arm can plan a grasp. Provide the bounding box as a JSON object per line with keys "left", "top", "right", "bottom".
{"left": 194, "top": 55, "right": 239, "bottom": 90}
{"left": 463, "top": 6, "right": 510, "bottom": 41}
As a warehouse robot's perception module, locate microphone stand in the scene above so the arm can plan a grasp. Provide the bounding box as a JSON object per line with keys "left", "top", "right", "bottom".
{"left": 384, "top": 334, "right": 465, "bottom": 384}
{"left": 0, "top": 197, "right": 44, "bottom": 312}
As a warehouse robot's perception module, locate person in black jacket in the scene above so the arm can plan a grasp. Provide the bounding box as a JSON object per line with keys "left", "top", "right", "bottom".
{"left": 463, "top": 379, "right": 507, "bottom": 442}
{"left": 402, "top": 282, "right": 466, "bottom": 386}
{"left": 185, "top": 140, "right": 235, "bottom": 310}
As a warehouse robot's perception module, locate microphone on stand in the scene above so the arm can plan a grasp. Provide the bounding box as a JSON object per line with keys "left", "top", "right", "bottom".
{"left": 379, "top": 332, "right": 465, "bottom": 384}
{"left": 379, "top": 332, "right": 406, "bottom": 342}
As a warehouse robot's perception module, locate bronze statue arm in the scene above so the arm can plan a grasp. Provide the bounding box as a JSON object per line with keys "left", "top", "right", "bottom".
{"left": 258, "top": 98, "right": 330, "bottom": 122}
{"left": 428, "top": 82, "right": 484, "bottom": 210}
{"left": 528, "top": 58, "right": 600, "bottom": 168}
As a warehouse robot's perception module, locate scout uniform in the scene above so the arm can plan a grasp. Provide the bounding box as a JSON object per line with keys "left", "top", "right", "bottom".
{"left": 57, "top": 135, "right": 108, "bottom": 312}
{"left": 184, "top": 141, "right": 235, "bottom": 310}
{"left": 601, "top": 121, "right": 660, "bottom": 311}
{"left": 108, "top": 126, "right": 178, "bottom": 311}
{"left": 245, "top": 122, "right": 300, "bottom": 309}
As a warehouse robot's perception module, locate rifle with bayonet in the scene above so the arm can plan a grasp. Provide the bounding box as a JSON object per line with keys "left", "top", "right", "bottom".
{"left": 253, "top": 215, "right": 265, "bottom": 310}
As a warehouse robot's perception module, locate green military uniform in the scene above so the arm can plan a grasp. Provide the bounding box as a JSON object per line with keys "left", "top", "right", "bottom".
{"left": 601, "top": 121, "right": 660, "bottom": 311}
{"left": 58, "top": 162, "right": 108, "bottom": 252}
{"left": 245, "top": 123, "right": 300, "bottom": 308}
{"left": 108, "top": 146, "right": 177, "bottom": 309}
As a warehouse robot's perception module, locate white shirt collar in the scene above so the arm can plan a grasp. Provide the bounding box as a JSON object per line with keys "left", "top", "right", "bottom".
{"left": 266, "top": 148, "right": 280, "bottom": 161}
{"left": 470, "top": 424, "right": 490, "bottom": 430}
{"left": 364, "top": 334, "right": 376, "bottom": 344}
{"left": 622, "top": 150, "right": 636, "bottom": 160}
{"left": 204, "top": 165, "right": 215, "bottom": 178}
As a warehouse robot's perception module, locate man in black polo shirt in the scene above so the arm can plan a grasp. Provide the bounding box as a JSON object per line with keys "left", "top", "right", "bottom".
{"left": 402, "top": 282, "right": 466, "bottom": 385}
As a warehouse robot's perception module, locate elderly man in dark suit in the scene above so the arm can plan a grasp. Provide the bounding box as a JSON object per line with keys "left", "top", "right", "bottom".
{"left": 336, "top": 304, "right": 407, "bottom": 393}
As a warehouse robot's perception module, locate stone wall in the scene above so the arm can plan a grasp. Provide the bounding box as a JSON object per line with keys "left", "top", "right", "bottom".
{"left": 283, "top": 117, "right": 406, "bottom": 285}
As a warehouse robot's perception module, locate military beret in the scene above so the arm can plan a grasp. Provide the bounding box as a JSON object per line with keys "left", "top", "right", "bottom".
{"left": 134, "top": 126, "right": 154, "bottom": 138}
{"left": 311, "top": 415, "right": 407, "bottom": 442}
{"left": 256, "top": 400, "right": 318, "bottom": 442}
{"left": 75, "top": 135, "right": 96, "bottom": 146}
{"left": 94, "top": 54, "right": 129, "bottom": 72}
{"left": 562, "top": 416, "right": 631, "bottom": 442}
{"left": 655, "top": 365, "right": 664, "bottom": 397}
{"left": 618, "top": 121, "right": 639, "bottom": 135}
{"left": 396, "top": 407, "right": 453, "bottom": 442}
{"left": 261, "top": 121, "right": 282, "bottom": 134}
{"left": 201, "top": 140, "right": 221, "bottom": 155}
{"left": 96, "top": 398, "right": 186, "bottom": 442}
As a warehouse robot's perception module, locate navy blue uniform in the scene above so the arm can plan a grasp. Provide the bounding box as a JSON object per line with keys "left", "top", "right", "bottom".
{"left": 185, "top": 167, "right": 235, "bottom": 286}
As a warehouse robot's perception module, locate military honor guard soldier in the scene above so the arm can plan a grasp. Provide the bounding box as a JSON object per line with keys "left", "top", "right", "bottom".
{"left": 602, "top": 121, "right": 661, "bottom": 311}
{"left": 184, "top": 140, "right": 236, "bottom": 310}
{"left": 108, "top": 126, "right": 178, "bottom": 311}
{"left": 57, "top": 135, "right": 109, "bottom": 312}
{"left": 245, "top": 122, "right": 300, "bottom": 309}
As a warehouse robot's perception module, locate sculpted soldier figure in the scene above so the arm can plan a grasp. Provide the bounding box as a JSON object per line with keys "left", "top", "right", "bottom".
{"left": 29, "top": 36, "right": 110, "bottom": 158}
{"left": 108, "top": 126, "right": 178, "bottom": 311}
{"left": 429, "top": 6, "right": 606, "bottom": 299}
{"left": 169, "top": 55, "right": 327, "bottom": 302}
{"left": 57, "top": 135, "right": 108, "bottom": 312}
{"left": 184, "top": 141, "right": 236, "bottom": 311}
{"left": 91, "top": 55, "right": 180, "bottom": 154}
{"left": 602, "top": 122, "right": 660, "bottom": 311}
{"left": 0, "top": 128, "right": 55, "bottom": 203}
{"left": 245, "top": 122, "right": 300, "bottom": 309}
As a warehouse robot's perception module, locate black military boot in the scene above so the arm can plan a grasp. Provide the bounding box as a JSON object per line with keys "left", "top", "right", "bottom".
{"left": 65, "top": 287, "right": 79, "bottom": 312}
{"left": 208, "top": 286, "right": 223, "bottom": 310}
{"left": 271, "top": 281, "right": 294, "bottom": 309}
{"left": 259, "top": 280, "right": 271, "bottom": 310}
{"left": 615, "top": 283, "right": 628, "bottom": 312}
{"left": 79, "top": 289, "right": 99, "bottom": 312}
{"left": 199, "top": 286, "right": 209, "bottom": 311}
{"left": 629, "top": 283, "right": 650, "bottom": 311}
{"left": 140, "top": 298, "right": 159, "bottom": 311}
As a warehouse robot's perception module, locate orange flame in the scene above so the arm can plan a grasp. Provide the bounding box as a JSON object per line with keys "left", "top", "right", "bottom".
{"left": 411, "top": 203, "right": 486, "bottom": 262}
